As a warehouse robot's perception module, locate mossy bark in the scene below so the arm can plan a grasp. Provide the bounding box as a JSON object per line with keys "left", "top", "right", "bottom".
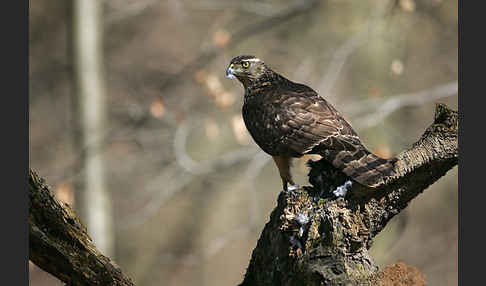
{"left": 240, "top": 104, "right": 457, "bottom": 286}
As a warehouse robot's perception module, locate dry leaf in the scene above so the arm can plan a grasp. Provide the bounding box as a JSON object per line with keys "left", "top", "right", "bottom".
{"left": 369, "top": 87, "right": 381, "bottom": 98}
{"left": 215, "top": 91, "right": 235, "bottom": 109}
{"left": 399, "top": 0, "right": 416, "bottom": 12}
{"left": 55, "top": 182, "right": 75, "bottom": 205}
{"left": 150, "top": 98, "right": 166, "bottom": 118}
{"left": 194, "top": 69, "right": 208, "bottom": 84}
{"left": 212, "top": 29, "right": 231, "bottom": 49}
{"left": 205, "top": 74, "right": 224, "bottom": 95}
{"left": 391, "top": 59, "right": 404, "bottom": 75}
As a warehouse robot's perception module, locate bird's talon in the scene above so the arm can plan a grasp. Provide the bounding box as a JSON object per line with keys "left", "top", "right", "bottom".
{"left": 284, "top": 184, "right": 300, "bottom": 196}
{"left": 287, "top": 184, "right": 299, "bottom": 192}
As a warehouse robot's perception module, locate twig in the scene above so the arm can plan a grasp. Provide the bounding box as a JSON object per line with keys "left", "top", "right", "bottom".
{"left": 118, "top": 120, "right": 260, "bottom": 230}
{"left": 173, "top": 119, "right": 259, "bottom": 175}
{"left": 317, "top": 1, "right": 385, "bottom": 99}
{"left": 187, "top": 1, "right": 285, "bottom": 17}
{"left": 105, "top": 0, "right": 160, "bottom": 25}
{"left": 118, "top": 162, "right": 194, "bottom": 230}
{"left": 346, "top": 81, "right": 458, "bottom": 129}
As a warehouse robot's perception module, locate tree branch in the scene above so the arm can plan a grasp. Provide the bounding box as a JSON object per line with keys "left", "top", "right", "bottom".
{"left": 29, "top": 169, "right": 134, "bottom": 286}
{"left": 239, "top": 103, "right": 457, "bottom": 286}
{"left": 365, "top": 103, "right": 458, "bottom": 237}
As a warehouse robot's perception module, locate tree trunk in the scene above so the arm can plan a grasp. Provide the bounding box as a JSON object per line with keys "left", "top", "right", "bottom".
{"left": 239, "top": 103, "right": 457, "bottom": 285}
{"left": 72, "top": 0, "right": 114, "bottom": 257}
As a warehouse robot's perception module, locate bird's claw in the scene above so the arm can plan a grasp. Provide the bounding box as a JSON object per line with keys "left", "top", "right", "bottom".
{"left": 287, "top": 184, "right": 299, "bottom": 192}
{"left": 284, "top": 184, "right": 300, "bottom": 196}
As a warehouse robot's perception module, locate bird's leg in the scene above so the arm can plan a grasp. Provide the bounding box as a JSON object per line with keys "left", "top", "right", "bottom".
{"left": 272, "top": 155, "right": 299, "bottom": 193}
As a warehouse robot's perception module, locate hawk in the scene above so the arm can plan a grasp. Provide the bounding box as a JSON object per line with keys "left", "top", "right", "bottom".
{"left": 226, "top": 55, "right": 396, "bottom": 191}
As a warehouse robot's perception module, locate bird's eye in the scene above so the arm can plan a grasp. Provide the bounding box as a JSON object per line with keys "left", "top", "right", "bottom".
{"left": 242, "top": 61, "right": 250, "bottom": 68}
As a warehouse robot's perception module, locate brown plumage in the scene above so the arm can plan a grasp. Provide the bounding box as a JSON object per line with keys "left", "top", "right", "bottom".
{"left": 226, "top": 55, "right": 396, "bottom": 191}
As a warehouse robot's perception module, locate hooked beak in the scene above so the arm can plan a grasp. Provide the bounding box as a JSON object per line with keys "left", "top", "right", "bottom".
{"left": 226, "top": 65, "right": 236, "bottom": 79}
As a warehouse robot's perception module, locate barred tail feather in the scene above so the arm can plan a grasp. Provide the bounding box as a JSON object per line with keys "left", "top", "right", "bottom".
{"left": 323, "top": 149, "right": 397, "bottom": 188}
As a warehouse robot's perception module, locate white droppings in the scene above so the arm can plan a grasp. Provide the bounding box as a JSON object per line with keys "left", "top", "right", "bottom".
{"left": 295, "top": 212, "right": 310, "bottom": 226}
{"left": 287, "top": 184, "right": 299, "bottom": 192}
{"left": 333, "top": 180, "right": 353, "bottom": 197}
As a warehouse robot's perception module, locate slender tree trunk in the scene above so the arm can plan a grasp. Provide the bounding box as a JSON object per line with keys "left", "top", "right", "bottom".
{"left": 72, "top": 0, "right": 114, "bottom": 257}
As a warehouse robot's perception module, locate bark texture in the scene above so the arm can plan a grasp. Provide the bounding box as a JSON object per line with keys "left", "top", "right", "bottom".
{"left": 29, "top": 169, "right": 134, "bottom": 286}
{"left": 240, "top": 103, "right": 458, "bottom": 286}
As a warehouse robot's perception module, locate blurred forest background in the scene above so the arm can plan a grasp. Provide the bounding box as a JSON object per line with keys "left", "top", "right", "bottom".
{"left": 29, "top": 0, "right": 458, "bottom": 285}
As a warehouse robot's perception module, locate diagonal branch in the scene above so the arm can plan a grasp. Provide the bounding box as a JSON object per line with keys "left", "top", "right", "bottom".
{"left": 364, "top": 103, "right": 458, "bottom": 237}
{"left": 29, "top": 169, "right": 135, "bottom": 286}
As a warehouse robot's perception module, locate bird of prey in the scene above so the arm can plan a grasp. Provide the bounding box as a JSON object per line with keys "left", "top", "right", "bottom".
{"left": 226, "top": 55, "right": 396, "bottom": 191}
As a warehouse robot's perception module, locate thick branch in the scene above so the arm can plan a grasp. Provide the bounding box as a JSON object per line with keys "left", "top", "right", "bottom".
{"left": 240, "top": 104, "right": 457, "bottom": 286}
{"left": 28, "top": 169, "right": 134, "bottom": 286}
{"left": 365, "top": 103, "right": 458, "bottom": 237}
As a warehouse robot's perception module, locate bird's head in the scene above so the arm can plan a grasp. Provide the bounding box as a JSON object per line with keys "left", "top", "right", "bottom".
{"left": 226, "top": 55, "right": 268, "bottom": 88}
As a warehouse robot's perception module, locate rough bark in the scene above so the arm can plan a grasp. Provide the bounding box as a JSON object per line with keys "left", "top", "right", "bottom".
{"left": 29, "top": 169, "right": 134, "bottom": 286}
{"left": 240, "top": 103, "right": 458, "bottom": 286}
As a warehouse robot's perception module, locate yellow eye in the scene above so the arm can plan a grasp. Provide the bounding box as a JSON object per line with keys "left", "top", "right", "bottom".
{"left": 230, "top": 63, "right": 235, "bottom": 69}
{"left": 242, "top": 61, "right": 250, "bottom": 68}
